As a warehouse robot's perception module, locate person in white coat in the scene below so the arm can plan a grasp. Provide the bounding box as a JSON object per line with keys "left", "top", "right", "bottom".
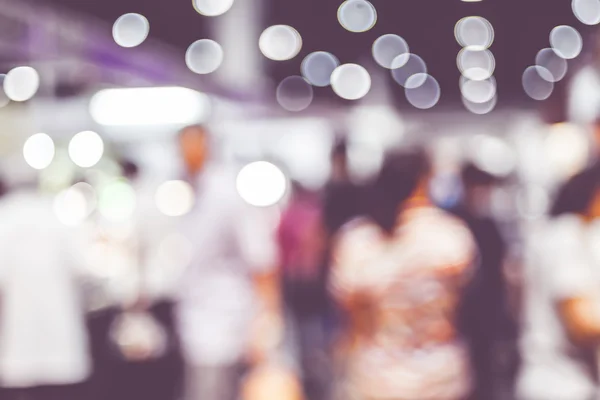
{"left": 0, "top": 185, "right": 92, "bottom": 400}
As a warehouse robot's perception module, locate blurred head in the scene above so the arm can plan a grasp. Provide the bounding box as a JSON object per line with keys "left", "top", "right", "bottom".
{"left": 369, "top": 148, "right": 431, "bottom": 233}
{"left": 120, "top": 159, "right": 139, "bottom": 181}
{"left": 551, "top": 164, "right": 600, "bottom": 219}
{"left": 179, "top": 125, "right": 209, "bottom": 175}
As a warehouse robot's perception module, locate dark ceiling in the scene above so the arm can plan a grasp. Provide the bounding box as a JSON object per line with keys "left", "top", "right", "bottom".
{"left": 42, "top": 0, "right": 596, "bottom": 115}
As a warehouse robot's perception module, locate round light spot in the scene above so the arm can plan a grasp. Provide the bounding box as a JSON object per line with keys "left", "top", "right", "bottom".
{"left": 276, "top": 76, "right": 313, "bottom": 112}
{"left": 68, "top": 131, "right": 104, "bottom": 168}
{"left": 53, "top": 183, "right": 96, "bottom": 226}
{"left": 550, "top": 25, "right": 582, "bottom": 59}
{"left": 186, "top": 39, "right": 224, "bottom": 74}
{"left": 372, "top": 34, "right": 409, "bottom": 69}
{"left": 573, "top": 0, "right": 600, "bottom": 25}
{"left": 192, "top": 0, "right": 235, "bottom": 16}
{"left": 155, "top": 180, "right": 195, "bottom": 217}
{"left": 455, "top": 16, "right": 494, "bottom": 50}
{"left": 460, "top": 76, "right": 497, "bottom": 104}
{"left": 463, "top": 94, "right": 497, "bottom": 114}
{"left": 405, "top": 74, "right": 441, "bottom": 110}
{"left": 535, "top": 48, "right": 568, "bottom": 82}
{"left": 523, "top": 66, "right": 554, "bottom": 100}
{"left": 301, "top": 51, "right": 339, "bottom": 87}
{"left": 23, "top": 133, "right": 54, "bottom": 170}
{"left": 259, "top": 25, "right": 302, "bottom": 61}
{"left": 4, "top": 66, "right": 40, "bottom": 102}
{"left": 545, "top": 122, "right": 589, "bottom": 179}
{"left": 112, "top": 13, "right": 150, "bottom": 48}
{"left": 99, "top": 180, "right": 137, "bottom": 222}
{"left": 470, "top": 135, "right": 516, "bottom": 177}
{"left": 457, "top": 48, "right": 495, "bottom": 81}
{"left": 391, "top": 54, "right": 427, "bottom": 88}
{"left": 236, "top": 161, "right": 287, "bottom": 207}
{"left": 331, "top": 64, "right": 371, "bottom": 100}
{"left": 337, "top": 0, "right": 377, "bottom": 33}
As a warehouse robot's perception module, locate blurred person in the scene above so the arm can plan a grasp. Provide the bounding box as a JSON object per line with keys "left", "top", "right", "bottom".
{"left": 518, "top": 165, "right": 600, "bottom": 400}
{"left": 175, "top": 125, "right": 279, "bottom": 400}
{"left": 452, "top": 163, "right": 518, "bottom": 400}
{"left": 323, "top": 139, "right": 364, "bottom": 237}
{"left": 0, "top": 177, "right": 92, "bottom": 399}
{"left": 330, "top": 149, "right": 476, "bottom": 400}
{"left": 277, "top": 181, "right": 330, "bottom": 400}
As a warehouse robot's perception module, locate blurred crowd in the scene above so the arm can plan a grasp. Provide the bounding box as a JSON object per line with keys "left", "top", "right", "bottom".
{"left": 4, "top": 117, "right": 600, "bottom": 400}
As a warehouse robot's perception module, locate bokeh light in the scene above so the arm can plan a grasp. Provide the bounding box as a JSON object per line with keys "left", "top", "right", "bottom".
{"left": 236, "top": 161, "right": 287, "bottom": 207}
{"left": 470, "top": 135, "right": 516, "bottom": 177}
{"left": 53, "top": 183, "right": 96, "bottom": 226}
{"left": 155, "top": 180, "right": 195, "bottom": 217}
{"left": 186, "top": 39, "right": 224, "bottom": 74}
{"left": 301, "top": 52, "right": 340, "bottom": 87}
{"left": 259, "top": 25, "right": 302, "bottom": 61}
{"left": 372, "top": 34, "right": 409, "bottom": 69}
{"left": 68, "top": 131, "right": 104, "bottom": 168}
{"left": 463, "top": 94, "right": 497, "bottom": 114}
{"left": 523, "top": 66, "right": 554, "bottom": 100}
{"left": 0, "top": 75, "right": 10, "bottom": 108}
{"left": 276, "top": 76, "right": 313, "bottom": 112}
{"left": 405, "top": 74, "right": 441, "bottom": 110}
{"left": 535, "top": 48, "right": 568, "bottom": 82}
{"left": 455, "top": 16, "right": 494, "bottom": 50}
{"left": 457, "top": 48, "right": 495, "bottom": 81}
{"left": 23, "top": 133, "right": 55, "bottom": 170}
{"left": 545, "top": 122, "right": 589, "bottom": 179}
{"left": 572, "top": 0, "right": 600, "bottom": 25}
{"left": 99, "top": 179, "right": 137, "bottom": 222}
{"left": 331, "top": 64, "right": 372, "bottom": 100}
{"left": 337, "top": 0, "right": 377, "bottom": 33}
{"left": 550, "top": 25, "right": 582, "bottom": 59}
{"left": 112, "top": 13, "right": 150, "bottom": 48}
{"left": 192, "top": 0, "right": 235, "bottom": 16}
{"left": 391, "top": 54, "right": 427, "bottom": 88}
{"left": 460, "top": 76, "right": 497, "bottom": 104}
{"left": 4, "top": 66, "right": 40, "bottom": 102}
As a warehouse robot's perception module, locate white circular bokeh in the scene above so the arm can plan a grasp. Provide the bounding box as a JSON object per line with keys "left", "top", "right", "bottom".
{"left": 405, "top": 74, "right": 441, "bottom": 110}
{"left": 23, "top": 133, "right": 55, "bottom": 170}
{"left": 463, "top": 94, "right": 497, "bottom": 115}
{"left": 331, "top": 64, "right": 372, "bottom": 100}
{"left": 573, "top": 0, "right": 600, "bottom": 25}
{"left": 186, "top": 39, "right": 224, "bottom": 74}
{"left": 460, "top": 76, "right": 497, "bottom": 104}
{"left": 455, "top": 16, "right": 494, "bottom": 50}
{"left": 457, "top": 48, "right": 495, "bottom": 81}
{"left": 276, "top": 76, "right": 314, "bottom": 112}
{"left": 113, "top": 13, "right": 150, "bottom": 48}
{"left": 550, "top": 25, "right": 582, "bottom": 59}
{"left": 69, "top": 131, "right": 104, "bottom": 168}
{"left": 4, "top": 66, "right": 40, "bottom": 102}
{"left": 301, "top": 52, "right": 340, "bottom": 87}
{"left": 372, "top": 34, "right": 409, "bottom": 69}
{"left": 259, "top": 25, "right": 303, "bottom": 61}
{"left": 391, "top": 54, "right": 427, "bottom": 88}
{"left": 155, "top": 180, "right": 195, "bottom": 217}
{"left": 535, "top": 48, "right": 568, "bottom": 83}
{"left": 523, "top": 66, "right": 554, "bottom": 100}
{"left": 192, "top": 0, "right": 235, "bottom": 16}
{"left": 337, "top": 0, "right": 377, "bottom": 33}
{"left": 236, "top": 161, "right": 288, "bottom": 207}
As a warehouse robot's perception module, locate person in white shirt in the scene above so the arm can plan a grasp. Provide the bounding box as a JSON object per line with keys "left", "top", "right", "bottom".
{"left": 174, "top": 125, "right": 279, "bottom": 400}
{"left": 519, "top": 165, "right": 600, "bottom": 400}
{"left": 0, "top": 186, "right": 92, "bottom": 400}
